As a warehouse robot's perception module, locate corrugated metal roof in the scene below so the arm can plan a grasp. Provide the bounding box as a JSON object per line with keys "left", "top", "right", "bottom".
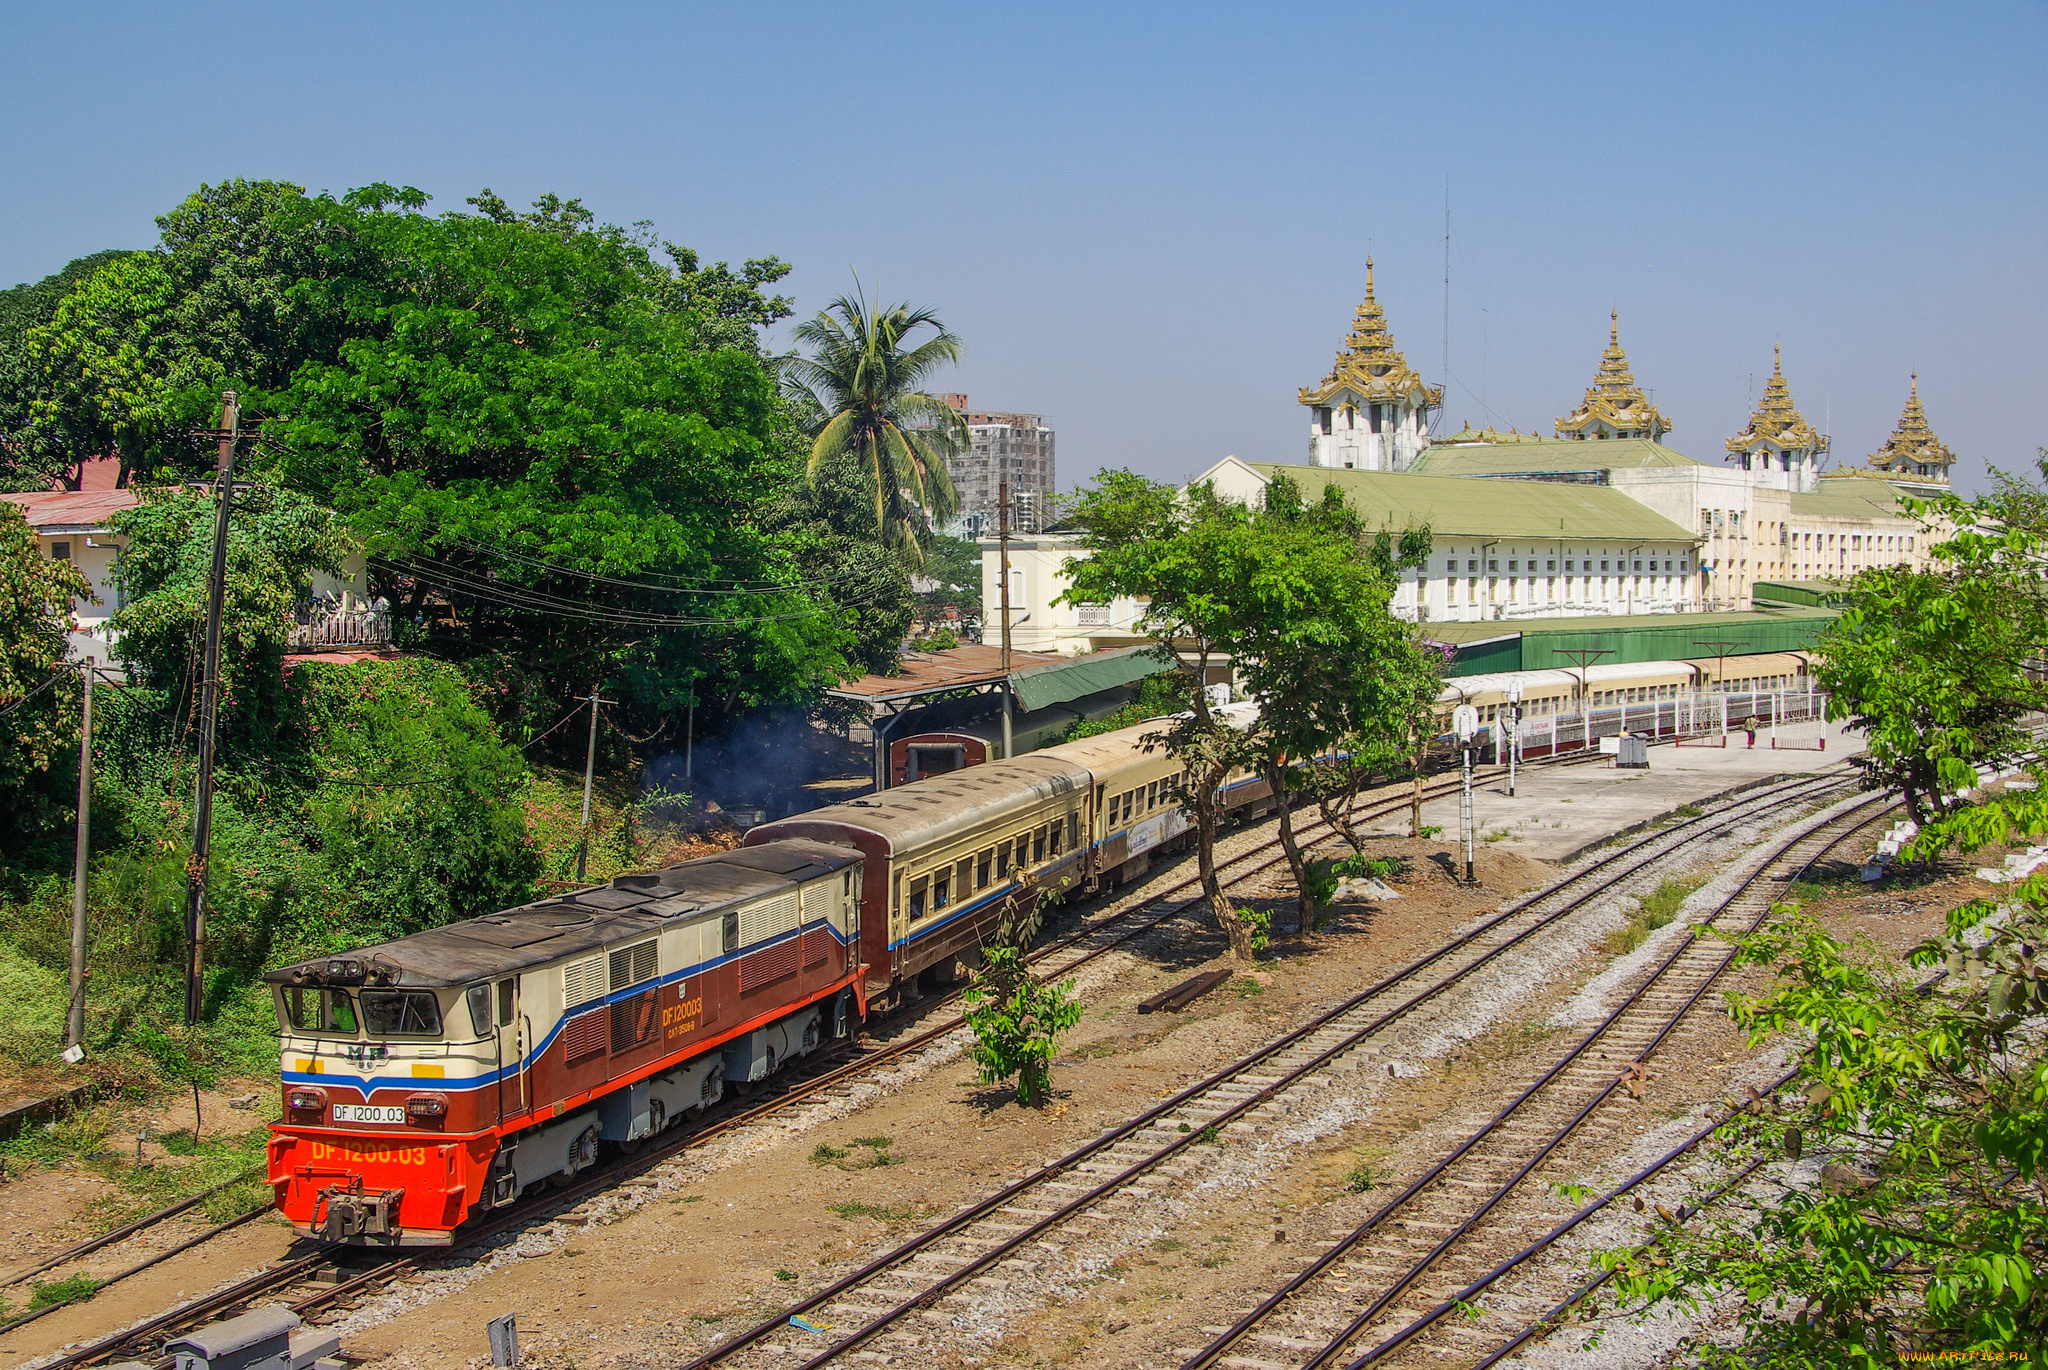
{"left": 1236, "top": 461, "right": 1697, "bottom": 543}
{"left": 1410, "top": 436, "right": 1702, "bottom": 476}
{"left": 1009, "top": 645, "right": 1172, "bottom": 713}
{"left": 828, "top": 643, "right": 1067, "bottom": 703}
{"left": 1426, "top": 607, "right": 1839, "bottom": 677}
{"left": 0, "top": 488, "right": 139, "bottom": 532}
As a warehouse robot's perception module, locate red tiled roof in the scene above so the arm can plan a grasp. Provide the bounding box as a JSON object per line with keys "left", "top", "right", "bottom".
{"left": 0, "top": 488, "right": 140, "bottom": 532}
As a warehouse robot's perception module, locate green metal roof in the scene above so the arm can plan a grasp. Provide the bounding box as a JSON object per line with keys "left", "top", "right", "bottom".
{"left": 1009, "top": 645, "right": 1172, "bottom": 713}
{"left": 1425, "top": 607, "right": 1838, "bottom": 677}
{"left": 1753, "top": 580, "right": 1854, "bottom": 609}
{"left": 1410, "top": 436, "right": 1704, "bottom": 477}
{"left": 1236, "top": 461, "right": 1696, "bottom": 543}
{"left": 1790, "top": 476, "right": 1919, "bottom": 520}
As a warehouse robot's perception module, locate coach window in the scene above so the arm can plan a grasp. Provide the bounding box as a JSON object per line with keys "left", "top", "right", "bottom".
{"left": 1067, "top": 813, "right": 1080, "bottom": 849}
{"left": 1015, "top": 834, "right": 1030, "bottom": 869}
{"left": 1032, "top": 827, "right": 1046, "bottom": 863}
{"left": 909, "top": 876, "right": 929, "bottom": 921}
{"left": 997, "top": 842, "right": 1012, "bottom": 877}
{"left": 956, "top": 857, "right": 973, "bottom": 899}
{"left": 933, "top": 869, "right": 951, "bottom": 909}
{"left": 1049, "top": 819, "right": 1064, "bottom": 856}
{"left": 977, "top": 850, "right": 993, "bottom": 889}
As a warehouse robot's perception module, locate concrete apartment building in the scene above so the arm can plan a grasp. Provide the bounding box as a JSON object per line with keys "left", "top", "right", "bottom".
{"left": 941, "top": 394, "right": 1055, "bottom": 536}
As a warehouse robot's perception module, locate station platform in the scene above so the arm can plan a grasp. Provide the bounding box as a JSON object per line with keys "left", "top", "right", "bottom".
{"left": 1401, "top": 717, "right": 1864, "bottom": 863}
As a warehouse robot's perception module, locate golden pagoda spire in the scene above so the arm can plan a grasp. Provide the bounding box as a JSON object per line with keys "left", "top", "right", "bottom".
{"left": 1726, "top": 343, "right": 1825, "bottom": 460}
{"left": 1299, "top": 259, "right": 1442, "bottom": 411}
{"left": 1555, "top": 311, "right": 1671, "bottom": 441}
{"left": 1866, "top": 373, "right": 1955, "bottom": 482}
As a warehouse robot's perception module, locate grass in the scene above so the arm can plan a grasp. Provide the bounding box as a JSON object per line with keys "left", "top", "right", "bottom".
{"left": 1673, "top": 803, "right": 1705, "bottom": 819}
{"left": 29, "top": 1274, "right": 99, "bottom": 1310}
{"left": 1233, "top": 977, "right": 1265, "bottom": 998}
{"left": 1483, "top": 828, "right": 1514, "bottom": 844}
{"left": 1604, "top": 874, "right": 1709, "bottom": 957}
{"left": 773, "top": 1268, "right": 797, "bottom": 1282}
{"left": 1343, "top": 1162, "right": 1375, "bottom": 1194}
{"left": 0, "top": 1100, "right": 279, "bottom": 1229}
{"left": 827, "top": 1200, "right": 935, "bottom": 1223}
{"left": 810, "top": 1137, "right": 900, "bottom": 1170}
{"left": 1152, "top": 1237, "right": 1183, "bottom": 1253}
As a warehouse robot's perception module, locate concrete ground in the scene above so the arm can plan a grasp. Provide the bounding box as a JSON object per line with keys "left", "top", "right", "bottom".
{"left": 1398, "top": 716, "right": 1865, "bottom": 862}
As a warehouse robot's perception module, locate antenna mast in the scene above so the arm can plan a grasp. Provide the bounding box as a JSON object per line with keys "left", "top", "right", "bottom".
{"left": 1440, "top": 179, "right": 1450, "bottom": 435}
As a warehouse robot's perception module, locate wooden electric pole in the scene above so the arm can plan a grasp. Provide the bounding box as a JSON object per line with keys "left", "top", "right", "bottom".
{"left": 576, "top": 688, "right": 611, "bottom": 882}
{"left": 183, "top": 392, "right": 239, "bottom": 1026}
{"left": 66, "top": 663, "right": 94, "bottom": 1054}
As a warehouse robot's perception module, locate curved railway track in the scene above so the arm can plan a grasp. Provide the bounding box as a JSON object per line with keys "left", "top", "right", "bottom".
{"left": 1167, "top": 792, "right": 1897, "bottom": 1370}
{"left": 24, "top": 751, "right": 1605, "bottom": 1366}
{"left": 671, "top": 768, "right": 1861, "bottom": 1369}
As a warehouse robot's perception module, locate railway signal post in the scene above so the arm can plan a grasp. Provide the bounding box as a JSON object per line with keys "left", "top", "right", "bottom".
{"left": 1453, "top": 704, "right": 1479, "bottom": 883}
{"left": 1504, "top": 679, "right": 1522, "bottom": 798}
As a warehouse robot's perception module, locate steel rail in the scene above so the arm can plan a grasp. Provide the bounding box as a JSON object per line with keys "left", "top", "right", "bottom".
{"left": 677, "top": 771, "right": 1857, "bottom": 1368}
{"left": 33, "top": 760, "right": 1520, "bottom": 1366}
{"left": 21, "top": 746, "right": 1753, "bottom": 1367}
{"left": 1177, "top": 795, "right": 1895, "bottom": 1370}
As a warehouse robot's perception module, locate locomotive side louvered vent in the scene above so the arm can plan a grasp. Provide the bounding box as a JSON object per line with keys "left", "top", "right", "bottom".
{"left": 562, "top": 955, "right": 605, "bottom": 1008}
{"left": 737, "top": 892, "right": 799, "bottom": 949}
{"left": 609, "top": 940, "right": 658, "bottom": 990}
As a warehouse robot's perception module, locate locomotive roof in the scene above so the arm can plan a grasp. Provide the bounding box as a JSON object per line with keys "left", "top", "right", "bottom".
{"left": 261, "top": 839, "right": 860, "bottom": 989}
{"left": 748, "top": 754, "right": 1090, "bottom": 855}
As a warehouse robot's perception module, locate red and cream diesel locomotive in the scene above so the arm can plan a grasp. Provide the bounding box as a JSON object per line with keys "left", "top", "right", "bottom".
{"left": 264, "top": 840, "right": 864, "bottom": 1245}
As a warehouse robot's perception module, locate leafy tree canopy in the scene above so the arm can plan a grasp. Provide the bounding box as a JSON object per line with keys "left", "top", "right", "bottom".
{"left": 0, "top": 249, "right": 133, "bottom": 491}
{"left": 0, "top": 502, "right": 89, "bottom": 854}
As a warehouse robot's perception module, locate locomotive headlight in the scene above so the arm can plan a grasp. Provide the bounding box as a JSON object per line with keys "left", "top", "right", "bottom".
{"left": 286, "top": 1087, "right": 326, "bottom": 1113}
{"left": 405, "top": 1093, "right": 448, "bottom": 1122}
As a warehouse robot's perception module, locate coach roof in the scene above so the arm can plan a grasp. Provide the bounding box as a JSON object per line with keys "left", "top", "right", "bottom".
{"left": 262, "top": 839, "right": 860, "bottom": 989}
{"left": 750, "top": 755, "right": 1091, "bottom": 857}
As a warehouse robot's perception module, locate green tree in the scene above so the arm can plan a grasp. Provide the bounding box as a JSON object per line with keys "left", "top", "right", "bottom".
{"left": 780, "top": 287, "right": 966, "bottom": 564}
{"left": 962, "top": 896, "right": 1082, "bottom": 1109}
{"left": 1232, "top": 476, "right": 1424, "bottom": 932}
{"left": 106, "top": 482, "right": 352, "bottom": 752}
{"left": 1813, "top": 501, "right": 2047, "bottom": 826}
{"left": 267, "top": 188, "right": 850, "bottom": 744}
{"left": 1061, "top": 472, "right": 1266, "bottom": 958}
{"left": 0, "top": 502, "right": 89, "bottom": 854}
{"left": 916, "top": 533, "right": 983, "bottom": 625}
{"left": 0, "top": 249, "right": 132, "bottom": 491}
{"left": 1601, "top": 880, "right": 2048, "bottom": 1366}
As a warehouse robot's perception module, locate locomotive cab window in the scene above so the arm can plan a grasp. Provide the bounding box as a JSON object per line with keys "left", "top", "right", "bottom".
{"left": 466, "top": 984, "right": 494, "bottom": 1038}
{"left": 358, "top": 989, "right": 442, "bottom": 1038}
{"left": 496, "top": 978, "right": 515, "bottom": 1027}
{"left": 280, "top": 985, "right": 358, "bottom": 1036}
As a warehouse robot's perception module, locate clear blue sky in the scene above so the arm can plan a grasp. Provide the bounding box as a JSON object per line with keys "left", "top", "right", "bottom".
{"left": 4, "top": 2, "right": 2042, "bottom": 495}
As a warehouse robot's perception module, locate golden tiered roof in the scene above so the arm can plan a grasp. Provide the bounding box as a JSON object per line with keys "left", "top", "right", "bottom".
{"left": 1867, "top": 375, "right": 1954, "bottom": 479}
{"left": 1555, "top": 312, "right": 1671, "bottom": 441}
{"left": 1298, "top": 259, "right": 1443, "bottom": 411}
{"left": 1726, "top": 345, "right": 1827, "bottom": 459}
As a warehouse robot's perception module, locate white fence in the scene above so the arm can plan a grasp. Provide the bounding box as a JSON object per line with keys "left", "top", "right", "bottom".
{"left": 1489, "top": 686, "right": 1832, "bottom": 760}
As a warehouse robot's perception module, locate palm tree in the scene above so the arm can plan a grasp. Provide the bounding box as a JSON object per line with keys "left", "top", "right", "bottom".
{"left": 780, "top": 285, "right": 966, "bottom": 563}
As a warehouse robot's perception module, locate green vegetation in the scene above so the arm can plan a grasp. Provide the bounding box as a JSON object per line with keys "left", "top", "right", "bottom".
{"left": 962, "top": 944, "right": 1083, "bottom": 1109}
{"left": 810, "top": 1136, "right": 900, "bottom": 1169}
{"left": 780, "top": 287, "right": 965, "bottom": 564}
{"left": 826, "top": 1200, "right": 935, "bottom": 1223}
{"left": 1060, "top": 671, "right": 1185, "bottom": 743}
{"left": 29, "top": 1274, "right": 100, "bottom": 1311}
{"left": 1603, "top": 875, "right": 1706, "bottom": 957}
{"left": 1343, "top": 1162, "right": 1375, "bottom": 1193}
{"left": 0, "top": 178, "right": 974, "bottom": 1094}
{"left": 1672, "top": 803, "right": 1705, "bottom": 819}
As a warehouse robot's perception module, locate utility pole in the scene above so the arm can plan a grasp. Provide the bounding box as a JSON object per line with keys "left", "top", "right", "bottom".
{"left": 999, "top": 478, "right": 1013, "bottom": 761}
{"left": 576, "top": 688, "right": 607, "bottom": 882}
{"left": 1693, "top": 638, "right": 1748, "bottom": 740}
{"left": 183, "top": 392, "right": 239, "bottom": 1027}
{"left": 66, "top": 663, "right": 94, "bottom": 1055}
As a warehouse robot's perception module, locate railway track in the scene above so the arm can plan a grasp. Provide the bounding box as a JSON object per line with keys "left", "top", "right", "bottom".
{"left": 25, "top": 752, "right": 1581, "bottom": 1365}
{"left": 1166, "top": 792, "right": 1896, "bottom": 1370}
{"left": 671, "top": 767, "right": 1859, "bottom": 1369}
